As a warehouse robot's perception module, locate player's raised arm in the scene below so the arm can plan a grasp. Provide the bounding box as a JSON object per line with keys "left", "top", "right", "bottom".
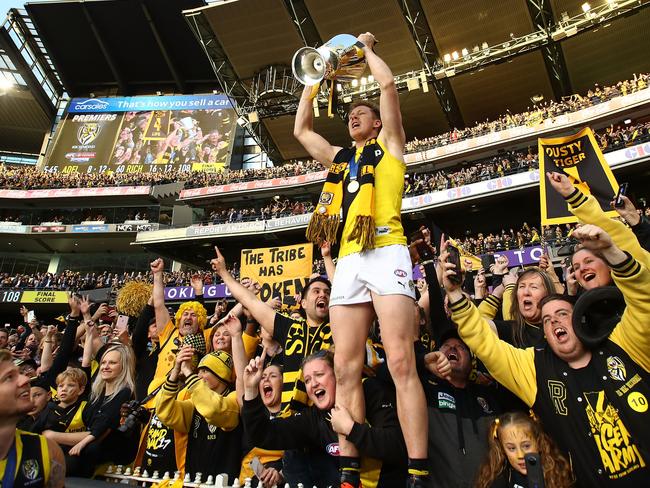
{"left": 358, "top": 33, "right": 405, "bottom": 152}
{"left": 293, "top": 85, "right": 341, "bottom": 168}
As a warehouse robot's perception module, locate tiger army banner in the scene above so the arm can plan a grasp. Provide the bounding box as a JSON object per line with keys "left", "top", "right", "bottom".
{"left": 240, "top": 243, "right": 314, "bottom": 305}
{"left": 538, "top": 127, "right": 620, "bottom": 225}
{"left": 43, "top": 94, "right": 238, "bottom": 175}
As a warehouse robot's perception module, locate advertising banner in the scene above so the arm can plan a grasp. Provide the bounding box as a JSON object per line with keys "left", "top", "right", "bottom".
{"left": 492, "top": 246, "right": 544, "bottom": 267}
{"left": 31, "top": 225, "right": 67, "bottom": 233}
{"left": 0, "top": 224, "right": 27, "bottom": 234}
{"left": 19, "top": 291, "right": 69, "bottom": 304}
{"left": 164, "top": 284, "right": 231, "bottom": 301}
{"left": 186, "top": 220, "right": 265, "bottom": 237}
{"left": 71, "top": 224, "right": 110, "bottom": 233}
{"left": 43, "top": 94, "right": 238, "bottom": 175}
{"left": 0, "top": 186, "right": 151, "bottom": 200}
{"left": 240, "top": 243, "right": 313, "bottom": 302}
{"left": 116, "top": 223, "right": 156, "bottom": 232}
{"left": 180, "top": 170, "right": 329, "bottom": 199}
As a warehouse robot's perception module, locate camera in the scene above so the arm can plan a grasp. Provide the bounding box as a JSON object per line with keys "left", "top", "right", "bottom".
{"left": 118, "top": 399, "right": 153, "bottom": 433}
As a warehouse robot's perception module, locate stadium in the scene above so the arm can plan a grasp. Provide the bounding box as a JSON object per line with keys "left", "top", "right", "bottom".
{"left": 0, "top": 1, "right": 649, "bottom": 487}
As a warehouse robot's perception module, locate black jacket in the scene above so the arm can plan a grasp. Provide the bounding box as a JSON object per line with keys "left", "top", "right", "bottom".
{"left": 242, "top": 378, "right": 407, "bottom": 488}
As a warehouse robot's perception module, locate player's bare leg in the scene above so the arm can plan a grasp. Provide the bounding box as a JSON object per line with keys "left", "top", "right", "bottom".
{"left": 372, "top": 292, "right": 429, "bottom": 486}
{"left": 331, "top": 302, "right": 374, "bottom": 487}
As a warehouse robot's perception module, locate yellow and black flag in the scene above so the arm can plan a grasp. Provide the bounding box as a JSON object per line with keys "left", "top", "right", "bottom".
{"left": 539, "top": 127, "right": 619, "bottom": 225}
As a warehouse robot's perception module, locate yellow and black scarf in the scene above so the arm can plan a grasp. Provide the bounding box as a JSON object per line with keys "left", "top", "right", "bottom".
{"left": 306, "top": 139, "right": 381, "bottom": 251}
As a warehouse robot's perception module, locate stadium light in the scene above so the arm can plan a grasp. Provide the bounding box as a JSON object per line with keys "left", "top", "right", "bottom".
{"left": 461, "top": 48, "right": 469, "bottom": 57}
{"left": 443, "top": 53, "right": 451, "bottom": 63}
{"left": 360, "top": 77, "right": 367, "bottom": 85}
{"left": 0, "top": 76, "right": 14, "bottom": 91}
{"left": 581, "top": 2, "right": 591, "bottom": 12}
{"left": 406, "top": 77, "right": 419, "bottom": 91}
{"left": 247, "top": 111, "right": 259, "bottom": 123}
{"left": 368, "top": 75, "right": 374, "bottom": 83}
{"left": 451, "top": 51, "right": 459, "bottom": 60}
{"left": 351, "top": 79, "right": 359, "bottom": 87}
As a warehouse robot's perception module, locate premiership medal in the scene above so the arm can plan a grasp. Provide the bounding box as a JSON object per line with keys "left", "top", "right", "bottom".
{"left": 347, "top": 180, "right": 360, "bottom": 193}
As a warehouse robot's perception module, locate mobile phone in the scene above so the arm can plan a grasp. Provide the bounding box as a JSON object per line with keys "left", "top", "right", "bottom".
{"left": 525, "top": 453, "right": 545, "bottom": 488}
{"left": 614, "top": 182, "right": 628, "bottom": 208}
{"left": 250, "top": 456, "right": 264, "bottom": 478}
{"left": 446, "top": 246, "right": 463, "bottom": 285}
{"left": 116, "top": 314, "right": 129, "bottom": 331}
{"left": 481, "top": 254, "right": 495, "bottom": 271}
{"left": 27, "top": 310, "right": 35, "bottom": 323}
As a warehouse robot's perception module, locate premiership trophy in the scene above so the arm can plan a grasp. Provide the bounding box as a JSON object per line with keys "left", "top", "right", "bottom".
{"left": 292, "top": 34, "right": 367, "bottom": 85}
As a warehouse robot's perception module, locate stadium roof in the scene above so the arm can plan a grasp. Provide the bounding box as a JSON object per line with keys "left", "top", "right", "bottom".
{"left": 11, "top": 0, "right": 650, "bottom": 161}
{"left": 24, "top": 0, "right": 215, "bottom": 95}
{"left": 0, "top": 13, "right": 58, "bottom": 154}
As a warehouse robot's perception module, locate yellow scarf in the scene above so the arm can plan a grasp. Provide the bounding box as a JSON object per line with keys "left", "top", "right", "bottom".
{"left": 306, "top": 139, "right": 381, "bottom": 251}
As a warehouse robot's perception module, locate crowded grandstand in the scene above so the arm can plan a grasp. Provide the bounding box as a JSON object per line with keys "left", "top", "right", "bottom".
{"left": 0, "top": 1, "right": 649, "bottom": 488}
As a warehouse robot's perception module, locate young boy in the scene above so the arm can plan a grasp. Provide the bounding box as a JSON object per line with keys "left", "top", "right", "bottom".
{"left": 32, "top": 368, "right": 89, "bottom": 436}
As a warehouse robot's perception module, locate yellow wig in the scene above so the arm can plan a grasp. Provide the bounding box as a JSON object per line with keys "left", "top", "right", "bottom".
{"left": 174, "top": 301, "right": 208, "bottom": 330}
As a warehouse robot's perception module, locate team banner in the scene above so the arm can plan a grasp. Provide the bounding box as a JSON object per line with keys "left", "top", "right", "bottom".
{"left": 240, "top": 243, "right": 313, "bottom": 303}
{"left": 43, "top": 94, "right": 237, "bottom": 175}
{"left": 539, "top": 127, "right": 619, "bottom": 225}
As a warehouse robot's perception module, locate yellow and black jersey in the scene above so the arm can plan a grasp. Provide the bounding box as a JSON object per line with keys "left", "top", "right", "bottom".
{"left": 339, "top": 139, "right": 407, "bottom": 258}
{"left": 0, "top": 430, "right": 50, "bottom": 488}
{"left": 272, "top": 313, "right": 332, "bottom": 415}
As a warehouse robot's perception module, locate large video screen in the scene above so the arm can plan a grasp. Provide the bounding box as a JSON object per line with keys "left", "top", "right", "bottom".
{"left": 43, "top": 94, "right": 238, "bottom": 174}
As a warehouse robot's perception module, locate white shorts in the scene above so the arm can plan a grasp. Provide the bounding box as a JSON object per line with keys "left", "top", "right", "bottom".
{"left": 330, "top": 244, "right": 416, "bottom": 306}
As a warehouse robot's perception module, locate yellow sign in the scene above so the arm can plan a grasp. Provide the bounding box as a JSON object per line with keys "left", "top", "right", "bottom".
{"left": 192, "top": 162, "right": 226, "bottom": 173}
{"left": 20, "top": 291, "right": 68, "bottom": 304}
{"left": 538, "top": 127, "right": 619, "bottom": 225}
{"left": 240, "top": 243, "right": 313, "bottom": 303}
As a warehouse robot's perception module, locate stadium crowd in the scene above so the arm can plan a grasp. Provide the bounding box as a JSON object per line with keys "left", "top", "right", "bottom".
{"left": 405, "top": 73, "right": 649, "bottom": 153}
{"left": 3, "top": 177, "right": 650, "bottom": 487}
{"left": 2, "top": 37, "right": 650, "bottom": 486}
{"left": 1, "top": 72, "right": 647, "bottom": 194}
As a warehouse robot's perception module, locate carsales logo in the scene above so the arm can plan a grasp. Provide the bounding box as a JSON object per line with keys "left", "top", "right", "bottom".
{"left": 72, "top": 99, "right": 109, "bottom": 111}
{"left": 326, "top": 443, "right": 340, "bottom": 456}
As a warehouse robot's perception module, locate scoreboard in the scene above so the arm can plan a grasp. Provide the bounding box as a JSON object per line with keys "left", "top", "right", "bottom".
{"left": 43, "top": 95, "right": 238, "bottom": 175}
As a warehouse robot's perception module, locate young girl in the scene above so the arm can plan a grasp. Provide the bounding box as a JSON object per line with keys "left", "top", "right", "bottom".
{"left": 475, "top": 411, "right": 573, "bottom": 488}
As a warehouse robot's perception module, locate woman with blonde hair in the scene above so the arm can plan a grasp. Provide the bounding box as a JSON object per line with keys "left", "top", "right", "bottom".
{"left": 58, "top": 323, "right": 137, "bottom": 477}
{"left": 475, "top": 411, "right": 573, "bottom": 488}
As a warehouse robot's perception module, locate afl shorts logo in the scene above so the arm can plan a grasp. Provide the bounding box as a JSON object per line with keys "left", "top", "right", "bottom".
{"left": 319, "top": 192, "right": 334, "bottom": 205}
{"left": 326, "top": 442, "right": 340, "bottom": 456}
{"left": 77, "top": 123, "right": 101, "bottom": 145}
{"left": 394, "top": 269, "right": 407, "bottom": 278}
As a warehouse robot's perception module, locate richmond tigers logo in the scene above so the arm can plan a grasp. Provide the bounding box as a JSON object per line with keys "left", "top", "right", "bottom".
{"left": 77, "top": 123, "right": 101, "bottom": 145}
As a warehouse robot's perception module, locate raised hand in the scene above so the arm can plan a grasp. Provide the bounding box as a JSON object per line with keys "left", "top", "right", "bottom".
{"left": 79, "top": 296, "right": 91, "bottom": 318}
{"left": 546, "top": 171, "right": 575, "bottom": 197}
{"left": 222, "top": 313, "right": 242, "bottom": 336}
{"left": 150, "top": 258, "right": 164, "bottom": 275}
{"left": 67, "top": 292, "right": 80, "bottom": 316}
{"left": 210, "top": 247, "right": 227, "bottom": 275}
{"left": 439, "top": 235, "right": 461, "bottom": 293}
{"left": 243, "top": 352, "right": 266, "bottom": 399}
{"left": 612, "top": 195, "right": 640, "bottom": 226}
{"left": 190, "top": 273, "right": 204, "bottom": 294}
{"left": 571, "top": 224, "right": 614, "bottom": 251}
{"left": 320, "top": 241, "right": 331, "bottom": 258}
{"left": 357, "top": 32, "right": 377, "bottom": 50}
